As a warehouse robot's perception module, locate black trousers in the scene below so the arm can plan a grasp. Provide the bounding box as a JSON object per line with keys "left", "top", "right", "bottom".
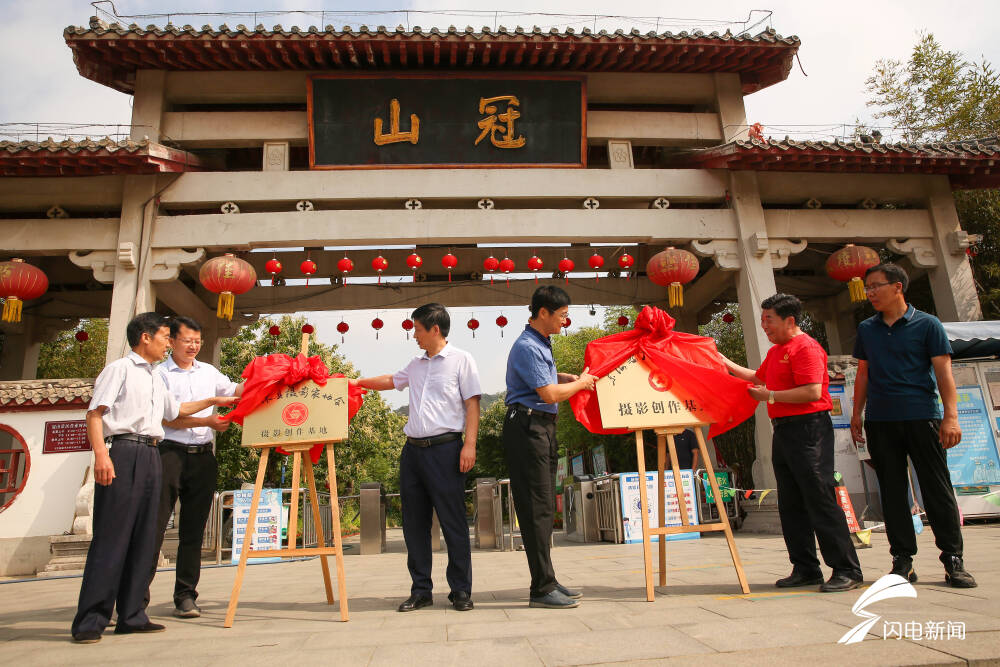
{"left": 146, "top": 443, "right": 218, "bottom": 608}
{"left": 865, "top": 419, "right": 963, "bottom": 563}
{"left": 399, "top": 438, "right": 472, "bottom": 596}
{"left": 72, "top": 440, "right": 161, "bottom": 635}
{"left": 772, "top": 412, "right": 862, "bottom": 579}
{"left": 502, "top": 407, "right": 558, "bottom": 598}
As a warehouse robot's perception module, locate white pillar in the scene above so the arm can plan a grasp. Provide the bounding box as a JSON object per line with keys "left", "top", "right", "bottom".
{"left": 130, "top": 70, "right": 165, "bottom": 142}
{"left": 924, "top": 177, "right": 982, "bottom": 322}
{"left": 198, "top": 319, "right": 224, "bottom": 367}
{"left": 730, "top": 171, "right": 778, "bottom": 490}
{"left": 714, "top": 73, "right": 749, "bottom": 142}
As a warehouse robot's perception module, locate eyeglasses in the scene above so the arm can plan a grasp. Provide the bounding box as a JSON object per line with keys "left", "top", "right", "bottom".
{"left": 864, "top": 282, "right": 894, "bottom": 293}
{"left": 173, "top": 338, "right": 203, "bottom": 347}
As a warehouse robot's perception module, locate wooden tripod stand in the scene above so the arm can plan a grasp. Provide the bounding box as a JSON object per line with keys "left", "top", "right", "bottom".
{"left": 224, "top": 333, "right": 350, "bottom": 627}
{"left": 634, "top": 425, "right": 750, "bottom": 601}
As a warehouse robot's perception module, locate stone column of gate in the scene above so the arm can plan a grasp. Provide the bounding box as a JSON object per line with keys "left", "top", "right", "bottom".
{"left": 0, "top": 316, "right": 41, "bottom": 380}
{"left": 924, "top": 176, "right": 983, "bottom": 322}
{"left": 730, "top": 171, "right": 779, "bottom": 492}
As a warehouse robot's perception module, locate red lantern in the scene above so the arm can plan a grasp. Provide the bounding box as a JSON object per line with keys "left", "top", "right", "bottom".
{"left": 300, "top": 257, "right": 317, "bottom": 286}
{"left": 496, "top": 314, "right": 508, "bottom": 338}
{"left": 498, "top": 256, "right": 515, "bottom": 286}
{"left": 402, "top": 318, "right": 414, "bottom": 339}
{"left": 722, "top": 312, "right": 735, "bottom": 324}
{"left": 558, "top": 257, "right": 574, "bottom": 284}
{"left": 302, "top": 324, "right": 314, "bottom": 335}
{"left": 563, "top": 316, "right": 572, "bottom": 332}
{"left": 646, "top": 247, "right": 699, "bottom": 308}
{"left": 0, "top": 258, "right": 48, "bottom": 323}
{"left": 826, "top": 244, "right": 880, "bottom": 302}
{"left": 406, "top": 252, "right": 423, "bottom": 281}
{"left": 372, "top": 317, "right": 384, "bottom": 339}
{"left": 588, "top": 252, "right": 605, "bottom": 282}
{"left": 269, "top": 325, "right": 281, "bottom": 336}
{"left": 618, "top": 253, "right": 635, "bottom": 280}
{"left": 75, "top": 329, "right": 89, "bottom": 353}
{"left": 372, "top": 255, "right": 388, "bottom": 284}
{"left": 467, "top": 317, "right": 480, "bottom": 338}
{"left": 483, "top": 255, "right": 500, "bottom": 284}
{"left": 336, "top": 320, "right": 349, "bottom": 343}
{"left": 527, "top": 254, "right": 544, "bottom": 283}
{"left": 442, "top": 253, "right": 458, "bottom": 282}
{"left": 617, "top": 315, "right": 629, "bottom": 328}
{"left": 265, "top": 257, "right": 282, "bottom": 286}
{"left": 199, "top": 253, "right": 256, "bottom": 320}
{"left": 337, "top": 255, "right": 354, "bottom": 284}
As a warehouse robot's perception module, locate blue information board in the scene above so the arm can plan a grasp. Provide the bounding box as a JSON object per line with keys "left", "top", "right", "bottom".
{"left": 947, "top": 386, "right": 1000, "bottom": 486}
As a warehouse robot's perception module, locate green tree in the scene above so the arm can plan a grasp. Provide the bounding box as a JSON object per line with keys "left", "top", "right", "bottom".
{"left": 866, "top": 33, "right": 1000, "bottom": 316}
{"left": 37, "top": 318, "right": 109, "bottom": 379}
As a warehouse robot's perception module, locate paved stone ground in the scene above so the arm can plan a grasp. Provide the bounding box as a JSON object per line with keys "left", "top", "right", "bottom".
{"left": 1, "top": 525, "right": 998, "bottom": 666}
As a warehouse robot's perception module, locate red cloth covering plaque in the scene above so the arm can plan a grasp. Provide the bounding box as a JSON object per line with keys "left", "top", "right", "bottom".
{"left": 569, "top": 306, "right": 757, "bottom": 438}
{"left": 224, "top": 353, "right": 365, "bottom": 462}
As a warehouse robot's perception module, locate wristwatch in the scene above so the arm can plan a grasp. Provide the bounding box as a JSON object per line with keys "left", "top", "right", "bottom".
{"left": 768, "top": 391, "right": 775, "bottom": 405}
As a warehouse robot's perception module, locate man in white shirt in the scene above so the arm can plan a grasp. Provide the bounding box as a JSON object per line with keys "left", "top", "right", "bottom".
{"left": 148, "top": 316, "right": 242, "bottom": 619}
{"left": 351, "top": 303, "right": 481, "bottom": 612}
{"left": 72, "top": 313, "right": 236, "bottom": 644}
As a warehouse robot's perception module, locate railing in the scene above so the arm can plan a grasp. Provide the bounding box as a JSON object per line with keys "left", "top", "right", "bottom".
{"left": 593, "top": 474, "right": 624, "bottom": 544}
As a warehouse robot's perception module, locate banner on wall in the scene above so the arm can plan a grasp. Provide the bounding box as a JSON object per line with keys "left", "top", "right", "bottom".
{"left": 618, "top": 470, "right": 699, "bottom": 544}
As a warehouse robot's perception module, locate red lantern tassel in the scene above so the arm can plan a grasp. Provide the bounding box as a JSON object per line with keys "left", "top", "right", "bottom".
{"left": 848, "top": 277, "right": 866, "bottom": 303}
{"left": 217, "top": 292, "right": 235, "bottom": 320}
{"left": 668, "top": 283, "right": 683, "bottom": 308}
{"left": 2, "top": 296, "right": 22, "bottom": 323}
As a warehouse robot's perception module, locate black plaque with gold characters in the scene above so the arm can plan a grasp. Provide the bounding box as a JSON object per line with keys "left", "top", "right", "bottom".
{"left": 308, "top": 74, "right": 586, "bottom": 168}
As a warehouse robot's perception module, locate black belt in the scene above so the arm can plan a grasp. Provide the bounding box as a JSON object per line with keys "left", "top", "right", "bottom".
{"left": 106, "top": 433, "right": 159, "bottom": 447}
{"left": 161, "top": 439, "right": 213, "bottom": 454}
{"left": 511, "top": 404, "right": 557, "bottom": 422}
{"left": 406, "top": 432, "right": 463, "bottom": 447}
{"left": 772, "top": 411, "right": 829, "bottom": 427}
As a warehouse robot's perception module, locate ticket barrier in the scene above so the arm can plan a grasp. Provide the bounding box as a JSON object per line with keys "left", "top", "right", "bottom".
{"left": 564, "top": 475, "right": 599, "bottom": 543}
{"left": 473, "top": 477, "right": 502, "bottom": 549}
{"left": 359, "top": 482, "right": 387, "bottom": 555}
{"left": 694, "top": 468, "right": 742, "bottom": 530}
{"left": 593, "top": 474, "right": 624, "bottom": 543}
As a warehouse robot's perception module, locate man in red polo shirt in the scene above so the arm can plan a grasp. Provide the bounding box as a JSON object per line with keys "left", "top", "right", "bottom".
{"left": 722, "top": 293, "right": 863, "bottom": 592}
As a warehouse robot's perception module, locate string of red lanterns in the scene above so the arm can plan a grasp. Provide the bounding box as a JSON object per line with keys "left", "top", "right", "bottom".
{"left": 483, "top": 255, "right": 499, "bottom": 284}
{"left": 336, "top": 320, "right": 349, "bottom": 343}
{"left": 406, "top": 252, "right": 422, "bottom": 281}
{"left": 496, "top": 314, "right": 508, "bottom": 338}
{"left": 371, "top": 254, "right": 388, "bottom": 284}
{"left": 371, "top": 316, "right": 384, "bottom": 339}
{"left": 557, "top": 256, "right": 574, "bottom": 284}
{"left": 300, "top": 254, "right": 317, "bottom": 286}
{"left": 265, "top": 257, "right": 282, "bottom": 286}
{"left": 588, "top": 252, "right": 604, "bottom": 282}
{"left": 527, "top": 254, "right": 544, "bottom": 283}
{"left": 337, "top": 255, "right": 354, "bottom": 283}
{"left": 441, "top": 252, "right": 458, "bottom": 282}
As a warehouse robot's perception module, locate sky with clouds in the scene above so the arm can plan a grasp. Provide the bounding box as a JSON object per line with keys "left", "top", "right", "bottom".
{"left": 3, "top": 1, "right": 998, "bottom": 405}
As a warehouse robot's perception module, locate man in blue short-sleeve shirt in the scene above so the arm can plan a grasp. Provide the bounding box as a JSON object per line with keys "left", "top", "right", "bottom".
{"left": 503, "top": 286, "right": 596, "bottom": 609}
{"left": 851, "top": 262, "right": 976, "bottom": 588}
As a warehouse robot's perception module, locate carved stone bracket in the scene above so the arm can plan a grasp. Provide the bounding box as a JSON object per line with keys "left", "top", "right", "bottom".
{"left": 691, "top": 238, "right": 806, "bottom": 270}
{"left": 946, "top": 230, "right": 983, "bottom": 256}
{"left": 70, "top": 247, "right": 205, "bottom": 284}
{"left": 768, "top": 239, "right": 807, "bottom": 269}
{"left": 691, "top": 240, "right": 740, "bottom": 270}
{"left": 887, "top": 239, "right": 938, "bottom": 268}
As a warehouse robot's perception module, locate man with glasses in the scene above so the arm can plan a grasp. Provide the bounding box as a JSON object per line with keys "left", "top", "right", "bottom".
{"left": 148, "top": 316, "right": 243, "bottom": 618}
{"left": 850, "top": 263, "right": 976, "bottom": 588}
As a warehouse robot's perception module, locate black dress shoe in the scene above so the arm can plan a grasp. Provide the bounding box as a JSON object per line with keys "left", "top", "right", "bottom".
{"left": 397, "top": 594, "right": 433, "bottom": 612}
{"left": 72, "top": 631, "right": 102, "bottom": 644}
{"left": 449, "top": 591, "right": 474, "bottom": 611}
{"left": 820, "top": 573, "right": 863, "bottom": 592}
{"left": 943, "top": 555, "right": 977, "bottom": 588}
{"left": 114, "top": 621, "right": 165, "bottom": 634}
{"left": 775, "top": 572, "right": 824, "bottom": 588}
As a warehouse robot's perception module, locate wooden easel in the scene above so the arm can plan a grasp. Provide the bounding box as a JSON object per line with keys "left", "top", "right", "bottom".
{"left": 224, "top": 333, "right": 349, "bottom": 627}
{"left": 634, "top": 424, "right": 750, "bottom": 601}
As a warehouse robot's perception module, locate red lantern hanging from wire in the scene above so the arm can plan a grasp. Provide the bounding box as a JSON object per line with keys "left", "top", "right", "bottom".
{"left": 563, "top": 316, "right": 572, "bottom": 333}
{"left": 558, "top": 257, "right": 574, "bottom": 285}
{"left": 371, "top": 317, "right": 384, "bottom": 339}
{"left": 646, "top": 246, "right": 699, "bottom": 308}
{"left": 467, "top": 317, "right": 480, "bottom": 338}
{"left": 402, "top": 318, "right": 414, "bottom": 340}
{"left": 265, "top": 257, "right": 283, "bottom": 286}
{"left": 198, "top": 253, "right": 257, "bottom": 320}
{"left": 527, "top": 254, "right": 544, "bottom": 284}
{"left": 75, "top": 329, "right": 89, "bottom": 353}
{"left": 498, "top": 256, "right": 515, "bottom": 286}
{"left": 826, "top": 243, "right": 881, "bottom": 303}
{"left": 441, "top": 252, "right": 458, "bottom": 282}
{"left": 300, "top": 255, "right": 317, "bottom": 287}
{"left": 496, "top": 314, "right": 508, "bottom": 338}
{"left": 722, "top": 312, "right": 735, "bottom": 324}
{"left": 0, "top": 258, "right": 48, "bottom": 323}
{"left": 336, "top": 255, "right": 354, "bottom": 284}
{"left": 618, "top": 252, "right": 635, "bottom": 279}
{"left": 406, "top": 252, "right": 423, "bottom": 281}
{"left": 588, "top": 252, "right": 605, "bottom": 282}
{"left": 483, "top": 255, "right": 500, "bottom": 284}
{"left": 371, "top": 254, "right": 388, "bottom": 284}
{"left": 617, "top": 315, "right": 629, "bottom": 328}
{"left": 301, "top": 324, "right": 314, "bottom": 335}
{"left": 336, "top": 320, "right": 349, "bottom": 343}
{"left": 268, "top": 324, "right": 280, "bottom": 349}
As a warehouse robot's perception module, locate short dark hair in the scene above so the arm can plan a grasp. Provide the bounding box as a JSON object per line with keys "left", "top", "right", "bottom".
{"left": 169, "top": 315, "right": 202, "bottom": 337}
{"left": 411, "top": 303, "right": 450, "bottom": 337}
{"left": 760, "top": 293, "right": 802, "bottom": 324}
{"left": 865, "top": 262, "right": 909, "bottom": 292}
{"left": 126, "top": 312, "right": 170, "bottom": 348}
{"left": 530, "top": 285, "right": 571, "bottom": 319}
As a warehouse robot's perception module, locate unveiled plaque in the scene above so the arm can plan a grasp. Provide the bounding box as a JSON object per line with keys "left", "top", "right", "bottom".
{"left": 241, "top": 378, "right": 348, "bottom": 447}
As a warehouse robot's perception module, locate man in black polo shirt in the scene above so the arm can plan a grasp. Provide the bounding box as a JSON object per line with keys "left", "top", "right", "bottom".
{"left": 850, "top": 262, "right": 976, "bottom": 588}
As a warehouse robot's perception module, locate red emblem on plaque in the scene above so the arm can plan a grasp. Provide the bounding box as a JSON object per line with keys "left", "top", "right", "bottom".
{"left": 647, "top": 371, "right": 673, "bottom": 392}
{"left": 281, "top": 402, "right": 309, "bottom": 426}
